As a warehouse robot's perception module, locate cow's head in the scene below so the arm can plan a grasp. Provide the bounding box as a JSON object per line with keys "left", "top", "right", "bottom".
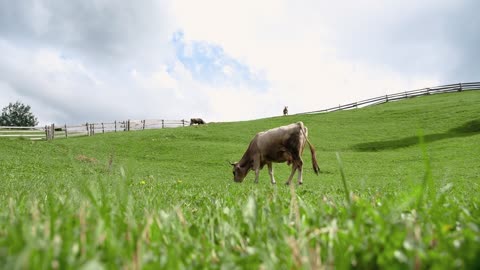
{"left": 230, "top": 162, "right": 248, "bottom": 183}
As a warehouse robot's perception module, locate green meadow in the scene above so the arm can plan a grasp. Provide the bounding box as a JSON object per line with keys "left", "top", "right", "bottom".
{"left": 1, "top": 91, "right": 479, "bottom": 269}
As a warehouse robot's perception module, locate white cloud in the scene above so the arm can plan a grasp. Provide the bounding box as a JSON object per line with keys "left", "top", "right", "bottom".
{"left": 173, "top": 0, "right": 472, "bottom": 115}
{"left": 0, "top": 41, "right": 188, "bottom": 124}
{"left": 222, "top": 65, "right": 233, "bottom": 77}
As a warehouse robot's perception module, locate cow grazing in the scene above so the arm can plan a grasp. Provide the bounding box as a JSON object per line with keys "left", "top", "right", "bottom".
{"left": 190, "top": 118, "right": 206, "bottom": 126}
{"left": 283, "top": 106, "right": 288, "bottom": 116}
{"left": 230, "top": 122, "right": 320, "bottom": 185}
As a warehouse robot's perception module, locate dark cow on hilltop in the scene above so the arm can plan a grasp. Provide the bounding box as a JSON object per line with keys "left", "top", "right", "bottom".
{"left": 190, "top": 118, "right": 206, "bottom": 126}
{"left": 283, "top": 106, "right": 288, "bottom": 116}
{"left": 230, "top": 122, "right": 320, "bottom": 185}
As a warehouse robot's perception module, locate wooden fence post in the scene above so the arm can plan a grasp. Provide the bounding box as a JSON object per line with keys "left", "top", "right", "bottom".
{"left": 102, "top": 123, "right": 105, "bottom": 133}
{"left": 65, "top": 124, "right": 68, "bottom": 138}
{"left": 162, "top": 120, "right": 164, "bottom": 129}
{"left": 51, "top": 124, "right": 55, "bottom": 140}
{"left": 459, "top": 83, "right": 463, "bottom": 92}
{"left": 115, "top": 120, "right": 117, "bottom": 132}
{"left": 86, "top": 122, "right": 89, "bottom": 136}
{"left": 45, "top": 125, "right": 48, "bottom": 140}
{"left": 386, "top": 95, "right": 389, "bottom": 102}
{"left": 143, "top": 120, "right": 146, "bottom": 130}
{"left": 182, "top": 119, "right": 185, "bottom": 127}
{"left": 127, "top": 120, "right": 130, "bottom": 131}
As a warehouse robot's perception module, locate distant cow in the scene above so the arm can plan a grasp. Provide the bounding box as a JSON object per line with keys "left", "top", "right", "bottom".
{"left": 283, "top": 106, "right": 288, "bottom": 116}
{"left": 190, "top": 118, "right": 206, "bottom": 126}
{"left": 230, "top": 122, "right": 320, "bottom": 185}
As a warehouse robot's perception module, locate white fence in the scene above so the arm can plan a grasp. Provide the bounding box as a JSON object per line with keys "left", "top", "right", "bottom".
{"left": 297, "top": 82, "right": 480, "bottom": 115}
{"left": 1, "top": 119, "right": 190, "bottom": 141}
{"left": 0, "top": 126, "right": 46, "bottom": 140}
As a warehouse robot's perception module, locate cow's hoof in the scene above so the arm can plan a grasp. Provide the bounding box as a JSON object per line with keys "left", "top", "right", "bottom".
{"left": 285, "top": 182, "right": 290, "bottom": 185}
{"left": 271, "top": 181, "right": 276, "bottom": 185}
{"left": 298, "top": 182, "right": 303, "bottom": 185}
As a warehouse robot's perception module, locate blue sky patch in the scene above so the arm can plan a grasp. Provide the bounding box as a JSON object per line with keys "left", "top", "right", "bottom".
{"left": 171, "top": 31, "right": 268, "bottom": 91}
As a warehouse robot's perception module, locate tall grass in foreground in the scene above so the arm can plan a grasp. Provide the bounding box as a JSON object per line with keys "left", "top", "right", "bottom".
{"left": 1, "top": 158, "right": 479, "bottom": 269}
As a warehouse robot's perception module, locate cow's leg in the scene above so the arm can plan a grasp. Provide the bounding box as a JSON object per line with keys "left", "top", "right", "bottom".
{"left": 254, "top": 168, "right": 260, "bottom": 183}
{"left": 297, "top": 159, "right": 304, "bottom": 185}
{"left": 253, "top": 158, "right": 261, "bottom": 184}
{"left": 267, "top": 162, "right": 276, "bottom": 184}
{"left": 283, "top": 152, "right": 296, "bottom": 185}
{"left": 285, "top": 166, "right": 297, "bottom": 185}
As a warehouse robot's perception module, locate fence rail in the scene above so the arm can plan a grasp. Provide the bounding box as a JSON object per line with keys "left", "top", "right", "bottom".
{"left": 1, "top": 119, "right": 190, "bottom": 141}
{"left": 298, "top": 81, "right": 480, "bottom": 115}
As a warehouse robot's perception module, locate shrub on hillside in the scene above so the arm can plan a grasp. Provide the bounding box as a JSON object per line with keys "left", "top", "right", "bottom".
{"left": 0, "top": 101, "right": 38, "bottom": 127}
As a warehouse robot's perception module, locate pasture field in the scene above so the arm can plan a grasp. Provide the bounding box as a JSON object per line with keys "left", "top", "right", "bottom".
{"left": 0, "top": 91, "right": 479, "bottom": 269}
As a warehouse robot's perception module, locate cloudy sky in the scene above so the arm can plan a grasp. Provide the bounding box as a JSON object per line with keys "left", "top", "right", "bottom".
{"left": 0, "top": 0, "right": 478, "bottom": 125}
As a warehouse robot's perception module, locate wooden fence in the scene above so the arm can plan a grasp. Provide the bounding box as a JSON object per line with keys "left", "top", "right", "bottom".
{"left": 0, "top": 126, "right": 46, "bottom": 141}
{"left": 2, "top": 81, "right": 479, "bottom": 141}
{"left": 297, "top": 81, "right": 480, "bottom": 115}
{"left": 1, "top": 119, "right": 190, "bottom": 141}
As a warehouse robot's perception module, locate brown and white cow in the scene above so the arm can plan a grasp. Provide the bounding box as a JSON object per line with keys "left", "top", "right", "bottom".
{"left": 190, "top": 118, "right": 206, "bottom": 125}
{"left": 231, "top": 121, "right": 320, "bottom": 185}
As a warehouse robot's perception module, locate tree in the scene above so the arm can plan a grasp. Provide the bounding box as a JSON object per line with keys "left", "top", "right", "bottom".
{"left": 0, "top": 101, "right": 39, "bottom": 127}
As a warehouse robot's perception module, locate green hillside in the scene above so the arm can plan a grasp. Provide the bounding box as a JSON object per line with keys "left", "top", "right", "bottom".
{"left": 1, "top": 91, "right": 479, "bottom": 269}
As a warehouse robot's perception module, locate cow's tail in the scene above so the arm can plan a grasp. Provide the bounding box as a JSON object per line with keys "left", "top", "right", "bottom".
{"left": 307, "top": 138, "right": 320, "bottom": 175}
{"left": 299, "top": 122, "right": 320, "bottom": 175}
